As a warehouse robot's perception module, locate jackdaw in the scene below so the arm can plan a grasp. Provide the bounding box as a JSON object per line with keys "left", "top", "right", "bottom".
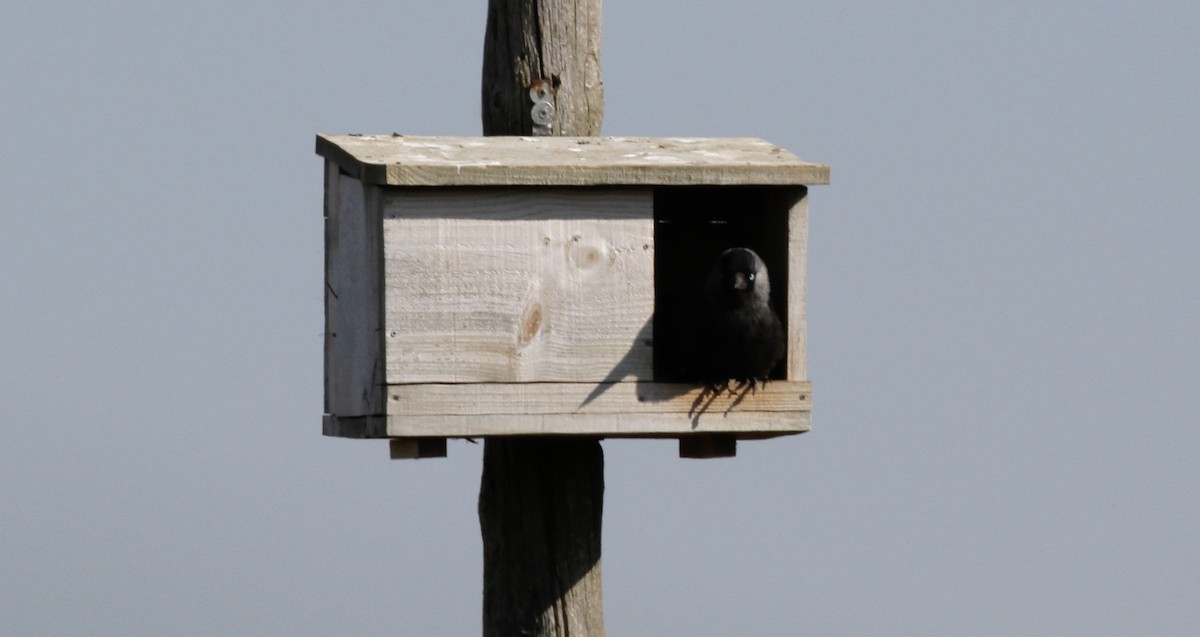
{"left": 664, "top": 247, "right": 785, "bottom": 392}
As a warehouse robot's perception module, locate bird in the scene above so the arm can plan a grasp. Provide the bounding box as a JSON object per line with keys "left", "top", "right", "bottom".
{"left": 664, "top": 247, "right": 785, "bottom": 394}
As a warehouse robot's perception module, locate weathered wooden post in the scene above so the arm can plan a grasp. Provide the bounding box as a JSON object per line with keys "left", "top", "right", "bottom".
{"left": 479, "top": 2, "right": 606, "bottom": 635}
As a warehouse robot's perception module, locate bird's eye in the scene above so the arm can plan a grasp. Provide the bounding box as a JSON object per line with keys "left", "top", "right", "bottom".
{"left": 747, "top": 272, "right": 755, "bottom": 282}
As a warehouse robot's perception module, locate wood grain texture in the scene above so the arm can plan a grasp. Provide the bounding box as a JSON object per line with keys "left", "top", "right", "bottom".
{"left": 380, "top": 188, "right": 654, "bottom": 383}
{"left": 315, "top": 134, "right": 830, "bottom": 187}
{"left": 384, "top": 381, "right": 809, "bottom": 436}
{"left": 787, "top": 189, "right": 809, "bottom": 381}
{"left": 388, "top": 412, "right": 808, "bottom": 438}
{"left": 383, "top": 380, "right": 810, "bottom": 437}
{"left": 386, "top": 380, "right": 811, "bottom": 417}
{"left": 481, "top": 0, "right": 603, "bottom": 136}
{"left": 324, "top": 167, "right": 386, "bottom": 417}
{"left": 323, "top": 410, "right": 809, "bottom": 439}
{"left": 322, "top": 160, "right": 338, "bottom": 415}
{"left": 479, "top": 437, "right": 605, "bottom": 637}
{"left": 479, "top": 3, "right": 607, "bottom": 637}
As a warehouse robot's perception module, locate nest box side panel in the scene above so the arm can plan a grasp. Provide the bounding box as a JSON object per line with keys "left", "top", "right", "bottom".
{"left": 787, "top": 188, "right": 809, "bottom": 381}
{"left": 381, "top": 188, "right": 654, "bottom": 383}
{"left": 324, "top": 164, "right": 386, "bottom": 417}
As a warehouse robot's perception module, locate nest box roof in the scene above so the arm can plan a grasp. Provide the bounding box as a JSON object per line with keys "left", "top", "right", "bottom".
{"left": 316, "top": 135, "right": 830, "bottom": 187}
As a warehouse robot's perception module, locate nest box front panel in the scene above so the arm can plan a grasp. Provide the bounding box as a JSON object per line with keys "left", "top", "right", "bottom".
{"left": 381, "top": 187, "right": 654, "bottom": 383}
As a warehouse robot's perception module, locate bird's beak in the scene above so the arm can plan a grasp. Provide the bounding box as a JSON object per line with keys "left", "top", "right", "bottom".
{"left": 732, "top": 272, "right": 749, "bottom": 290}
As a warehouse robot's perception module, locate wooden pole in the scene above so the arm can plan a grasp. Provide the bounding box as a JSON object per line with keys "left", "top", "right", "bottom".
{"left": 479, "top": 1, "right": 606, "bottom": 636}
{"left": 481, "top": 0, "right": 603, "bottom": 137}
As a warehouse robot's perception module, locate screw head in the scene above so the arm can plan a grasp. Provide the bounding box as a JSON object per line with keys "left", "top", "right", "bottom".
{"left": 531, "top": 101, "right": 555, "bottom": 126}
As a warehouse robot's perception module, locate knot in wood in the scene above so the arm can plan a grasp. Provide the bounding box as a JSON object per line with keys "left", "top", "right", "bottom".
{"left": 571, "top": 244, "right": 602, "bottom": 269}
{"left": 519, "top": 303, "right": 543, "bottom": 346}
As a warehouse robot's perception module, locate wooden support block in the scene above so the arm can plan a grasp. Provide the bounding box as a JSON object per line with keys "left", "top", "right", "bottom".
{"left": 389, "top": 437, "right": 448, "bottom": 460}
{"left": 679, "top": 434, "right": 737, "bottom": 459}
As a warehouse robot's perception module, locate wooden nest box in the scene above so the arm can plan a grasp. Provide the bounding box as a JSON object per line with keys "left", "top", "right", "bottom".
{"left": 318, "top": 135, "right": 829, "bottom": 457}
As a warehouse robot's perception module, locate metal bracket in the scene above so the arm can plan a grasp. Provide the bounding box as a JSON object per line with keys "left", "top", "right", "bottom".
{"left": 529, "top": 78, "right": 555, "bottom": 136}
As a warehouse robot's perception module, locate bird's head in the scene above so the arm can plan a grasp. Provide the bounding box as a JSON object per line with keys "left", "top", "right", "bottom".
{"left": 706, "top": 247, "right": 771, "bottom": 307}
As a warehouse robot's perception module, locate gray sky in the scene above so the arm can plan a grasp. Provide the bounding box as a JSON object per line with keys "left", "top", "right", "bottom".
{"left": 3, "top": 1, "right": 1198, "bottom": 635}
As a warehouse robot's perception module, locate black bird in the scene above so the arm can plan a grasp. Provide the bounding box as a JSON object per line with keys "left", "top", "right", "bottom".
{"left": 666, "top": 247, "right": 785, "bottom": 392}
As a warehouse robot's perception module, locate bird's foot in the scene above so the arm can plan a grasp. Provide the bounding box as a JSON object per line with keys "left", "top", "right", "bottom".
{"left": 724, "top": 381, "right": 754, "bottom": 414}
{"left": 731, "top": 378, "right": 760, "bottom": 394}
{"left": 689, "top": 383, "right": 724, "bottom": 421}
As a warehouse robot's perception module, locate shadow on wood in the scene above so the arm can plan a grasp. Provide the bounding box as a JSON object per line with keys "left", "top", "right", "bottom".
{"left": 479, "top": 437, "right": 604, "bottom": 636}
{"left": 579, "top": 319, "right": 660, "bottom": 408}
